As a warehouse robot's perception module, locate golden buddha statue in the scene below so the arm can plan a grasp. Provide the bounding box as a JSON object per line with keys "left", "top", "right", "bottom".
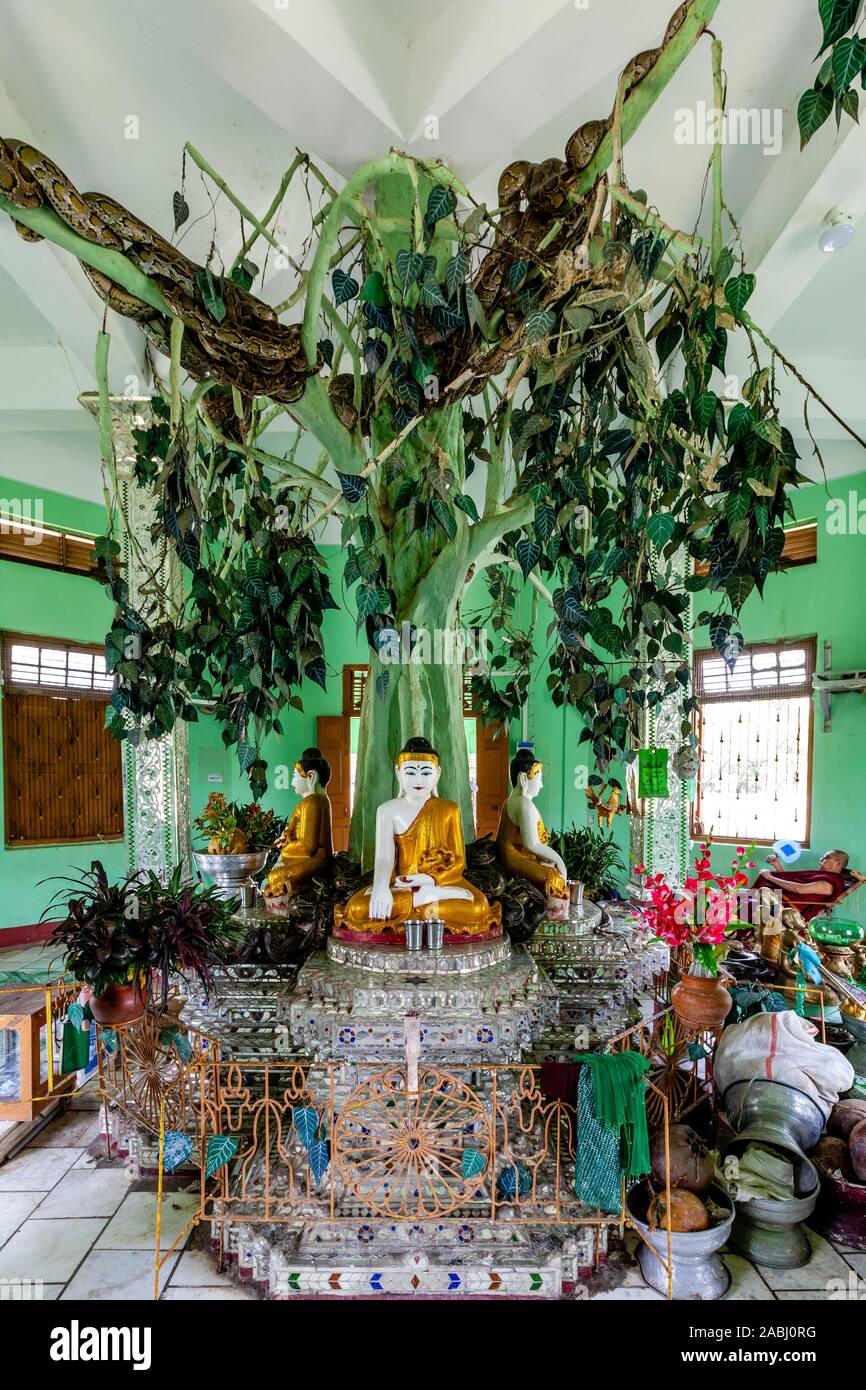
{"left": 333, "top": 736, "right": 501, "bottom": 940}
{"left": 496, "top": 749, "right": 568, "bottom": 900}
{"left": 263, "top": 748, "right": 333, "bottom": 899}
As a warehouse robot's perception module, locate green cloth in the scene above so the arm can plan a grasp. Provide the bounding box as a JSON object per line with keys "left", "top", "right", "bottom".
{"left": 574, "top": 1050, "right": 651, "bottom": 1213}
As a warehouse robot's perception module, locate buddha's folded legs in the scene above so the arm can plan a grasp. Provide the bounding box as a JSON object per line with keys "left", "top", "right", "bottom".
{"left": 334, "top": 883, "right": 501, "bottom": 936}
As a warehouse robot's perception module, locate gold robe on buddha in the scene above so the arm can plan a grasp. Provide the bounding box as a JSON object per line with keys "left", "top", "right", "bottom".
{"left": 496, "top": 807, "right": 567, "bottom": 898}
{"left": 334, "top": 797, "right": 501, "bottom": 938}
{"left": 265, "top": 793, "right": 333, "bottom": 896}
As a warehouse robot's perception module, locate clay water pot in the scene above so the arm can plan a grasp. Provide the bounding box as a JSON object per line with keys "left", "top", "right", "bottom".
{"left": 90, "top": 980, "right": 148, "bottom": 1026}
{"left": 671, "top": 971, "right": 732, "bottom": 1030}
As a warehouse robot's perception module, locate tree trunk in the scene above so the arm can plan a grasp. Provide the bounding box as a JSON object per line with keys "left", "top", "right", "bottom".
{"left": 349, "top": 402, "right": 475, "bottom": 865}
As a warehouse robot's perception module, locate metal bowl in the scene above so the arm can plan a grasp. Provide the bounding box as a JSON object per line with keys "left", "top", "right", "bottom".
{"left": 722, "top": 1079, "right": 826, "bottom": 1156}
{"left": 627, "top": 1181, "right": 734, "bottom": 1301}
{"left": 724, "top": 1148, "right": 819, "bottom": 1268}
{"left": 194, "top": 851, "right": 268, "bottom": 900}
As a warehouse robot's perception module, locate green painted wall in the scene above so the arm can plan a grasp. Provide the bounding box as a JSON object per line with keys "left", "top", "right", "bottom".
{"left": 0, "top": 475, "right": 126, "bottom": 928}
{"left": 2, "top": 465, "right": 864, "bottom": 927}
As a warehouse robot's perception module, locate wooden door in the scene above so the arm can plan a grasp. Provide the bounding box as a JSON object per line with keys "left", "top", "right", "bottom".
{"left": 317, "top": 714, "right": 351, "bottom": 851}
{"left": 474, "top": 719, "right": 509, "bottom": 840}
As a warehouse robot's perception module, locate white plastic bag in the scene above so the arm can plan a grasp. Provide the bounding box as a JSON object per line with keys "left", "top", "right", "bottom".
{"left": 714, "top": 1010, "right": 854, "bottom": 1118}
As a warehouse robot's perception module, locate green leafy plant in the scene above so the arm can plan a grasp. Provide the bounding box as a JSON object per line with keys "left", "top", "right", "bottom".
{"left": 193, "top": 792, "right": 286, "bottom": 853}
{"left": 798, "top": 0, "right": 865, "bottom": 147}
{"left": 44, "top": 861, "right": 146, "bottom": 996}
{"left": 132, "top": 866, "right": 245, "bottom": 1009}
{"left": 548, "top": 825, "right": 626, "bottom": 900}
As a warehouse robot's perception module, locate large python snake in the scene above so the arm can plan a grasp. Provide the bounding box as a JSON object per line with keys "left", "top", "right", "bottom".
{"left": 0, "top": 1, "right": 692, "bottom": 421}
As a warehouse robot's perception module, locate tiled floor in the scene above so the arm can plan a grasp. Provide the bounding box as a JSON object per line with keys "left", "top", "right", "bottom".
{"left": 1, "top": 941, "right": 863, "bottom": 1302}
{"left": 0, "top": 1092, "right": 862, "bottom": 1299}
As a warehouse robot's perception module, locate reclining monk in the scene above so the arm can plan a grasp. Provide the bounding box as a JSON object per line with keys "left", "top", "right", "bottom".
{"left": 334, "top": 735, "right": 501, "bottom": 941}
{"left": 751, "top": 849, "right": 853, "bottom": 924}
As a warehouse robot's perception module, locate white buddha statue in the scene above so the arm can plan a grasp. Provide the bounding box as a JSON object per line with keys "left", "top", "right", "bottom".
{"left": 334, "top": 736, "right": 501, "bottom": 940}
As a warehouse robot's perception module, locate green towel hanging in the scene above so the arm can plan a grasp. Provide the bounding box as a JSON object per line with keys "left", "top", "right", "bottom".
{"left": 574, "top": 1050, "right": 651, "bottom": 1213}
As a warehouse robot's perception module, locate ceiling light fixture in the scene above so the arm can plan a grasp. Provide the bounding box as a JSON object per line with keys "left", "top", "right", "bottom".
{"left": 818, "top": 208, "right": 855, "bottom": 254}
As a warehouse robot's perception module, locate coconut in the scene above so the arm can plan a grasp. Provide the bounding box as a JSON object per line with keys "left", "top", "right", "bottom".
{"left": 648, "top": 1189, "right": 709, "bottom": 1233}
{"left": 650, "top": 1123, "right": 714, "bottom": 1194}
{"left": 828, "top": 1099, "right": 866, "bottom": 1141}
{"left": 850, "top": 1120, "right": 866, "bottom": 1183}
{"left": 813, "top": 1135, "right": 855, "bottom": 1182}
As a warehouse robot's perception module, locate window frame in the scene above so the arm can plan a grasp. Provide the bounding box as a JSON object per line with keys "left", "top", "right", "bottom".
{"left": 691, "top": 635, "right": 816, "bottom": 848}
{"left": 1, "top": 631, "right": 124, "bottom": 849}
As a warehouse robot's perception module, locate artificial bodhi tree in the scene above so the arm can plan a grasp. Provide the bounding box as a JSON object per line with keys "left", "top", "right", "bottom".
{"left": 0, "top": 0, "right": 861, "bottom": 866}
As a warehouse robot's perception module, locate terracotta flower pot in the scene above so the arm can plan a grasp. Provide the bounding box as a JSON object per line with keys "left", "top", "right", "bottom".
{"left": 671, "top": 971, "right": 732, "bottom": 1030}
{"left": 90, "top": 980, "right": 148, "bottom": 1026}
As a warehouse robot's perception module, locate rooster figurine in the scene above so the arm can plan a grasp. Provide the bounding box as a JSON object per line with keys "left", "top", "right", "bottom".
{"left": 584, "top": 782, "right": 623, "bottom": 829}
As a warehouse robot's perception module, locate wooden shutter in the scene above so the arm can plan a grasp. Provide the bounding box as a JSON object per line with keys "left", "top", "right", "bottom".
{"left": 317, "top": 714, "right": 351, "bottom": 852}
{"left": 3, "top": 691, "right": 124, "bottom": 846}
{"left": 342, "top": 665, "right": 368, "bottom": 716}
{"left": 475, "top": 720, "right": 509, "bottom": 839}
{"left": 693, "top": 522, "right": 816, "bottom": 578}
{"left": 0, "top": 517, "right": 101, "bottom": 577}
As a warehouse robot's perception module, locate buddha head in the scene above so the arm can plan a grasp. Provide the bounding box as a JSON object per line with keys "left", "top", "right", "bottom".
{"left": 510, "top": 747, "right": 543, "bottom": 798}
{"left": 395, "top": 736, "right": 441, "bottom": 804}
{"left": 292, "top": 747, "right": 331, "bottom": 798}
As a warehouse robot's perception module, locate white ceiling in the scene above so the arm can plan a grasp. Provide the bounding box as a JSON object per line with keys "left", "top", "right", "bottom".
{"left": 1, "top": 0, "right": 865, "bottom": 507}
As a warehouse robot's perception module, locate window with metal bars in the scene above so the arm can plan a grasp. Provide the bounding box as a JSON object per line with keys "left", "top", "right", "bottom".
{"left": 2, "top": 634, "right": 123, "bottom": 847}
{"left": 691, "top": 637, "right": 816, "bottom": 847}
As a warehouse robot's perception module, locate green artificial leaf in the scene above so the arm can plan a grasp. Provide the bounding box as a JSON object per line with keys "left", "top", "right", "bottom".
{"left": 425, "top": 183, "right": 455, "bottom": 229}
{"left": 535, "top": 501, "right": 558, "bottom": 544}
{"left": 462, "top": 1146, "right": 486, "bottom": 1180}
{"left": 727, "top": 402, "right": 754, "bottom": 445}
{"left": 818, "top": 0, "right": 861, "bottom": 55}
{"left": 464, "top": 284, "right": 488, "bottom": 334}
{"left": 360, "top": 271, "right": 388, "bottom": 306}
{"left": 357, "top": 586, "right": 390, "bottom": 619}
{"left": 293, "top": 1106, "right": 319, "bottom": 1148}
{"left": 692, "top": 391, "right": 719, "bottom": 435}
{"left": 798, "top": 86, "right": 833, "bottom": 147}
{"left": 725, "top": 573, "right": 756, "bottom": 608}
{"left": 724, "top": 272, "right": 756, "bottom": 316}
{"left": 752, "top": 418, "right": 783, "bottom": 452}
{"left": 839, "top": 86, "right": 860, "bottom": 125}
{"left": 525, "top": 306, "right": 556, "bottom": 346}
{"left": 714, "top": 246, "right": 735, "bottom": 283}
{"left": 317, "top": 337, "right": 334, "bottom": 367}
{"left": 454, "top": 492, "right": 480, "bottom": 522}
{"left": 646, "top": 512, "right": 675, "bottom": 550}
{"left": 832, "top": 34, "right": 866, "bottom": 93}
{"left": 395, "top": 249, "right": 424, "bottom": 293}
{"left": 332, "top": 267, "right": 359, "bottom": 306}
{"left": 445, "top": 250, "right": 469, "bottom": 300}
{"left": 375, "top": 670, "right": 389, "bottom": 701}
{"left": 307, "top": 1137, "right": 330, "bottom": 1185}
{"left": 516, "top": 536, "right": 541, "bottom": 578}
{"left": 336, "top": 471, "right": 369, "bottom": 504}
{"left": 726, "top": 492, "right": 750, "bottom": 526}
{"left": 231, "top": 257, "right": 258, "bottom": 292}
{"left": 420, "top": 275, "right": 447, "bottom": 308}
{"left": 172, "top": 191, "right": 189, "bottom": 233}
{"left": 205, "top": 1134, "right": 238, "bottom": 1179}
{"left": 508, "top": 260, "right": 528, "bottom": 294}
{"left": 195, "top": 267, "right": 226, "bottom": 324}
{"left": 430, "top": 495, "right": 457, "bottom": 539}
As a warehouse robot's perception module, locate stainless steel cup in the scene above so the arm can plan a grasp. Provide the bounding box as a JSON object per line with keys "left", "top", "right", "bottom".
{"left": 568, "top": 880, "right": 585, "bottom": 911}
{"left": 426, "top": 919, "right": 445, "bottom": 951}
{"left": 405, "top": 919, "right": 424, "bottom": 951}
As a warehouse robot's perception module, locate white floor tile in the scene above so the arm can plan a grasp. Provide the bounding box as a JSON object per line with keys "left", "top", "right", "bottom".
{"left": 757, "top": 1229, "right": 852, "bottom": 1291}
{"left": 0, "top": 1216, "right": 106, "bottom": 1281}
{"left": 0, "top": 1191, "right": 45, "bottom": 1248}
{"left": 169, "top": 1247, "right": 233, "bottom": 1287}
{"left": 30, "top": 1109, "right": 103, "bottom": 1148}
{"left": 723, "top": 1253, "right": 775, "bottom": 1301}
{"left": 33, "top": 1167, "right": 131, "bottom": 1219}
{"left": 95, "top": 1191, "right": 198, "bottom": 1252}
{"left": 163, "top": 1283, "right": 257, "bottom": 1300}
{"left": 0, "top": 1145, "right": 82, "bottom": 1191}
{"left": 61, "top": 1247, "right": 181, "bottom": 1300}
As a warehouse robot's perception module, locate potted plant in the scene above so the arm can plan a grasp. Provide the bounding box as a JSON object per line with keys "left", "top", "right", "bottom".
{"left": 636, "top": 841, "right": 755, "bottom": 1030}
{"left": 548, "top": 824, "right": 626, "bottom": 902}
{"left": 45, "top": 861, "right": 148, "bottom": 1025}
{"left": 193, "top": 793, "right": 286, "bottom": 899}
{"left": 132, "top": 866, "right": 245, "bottom": 1010}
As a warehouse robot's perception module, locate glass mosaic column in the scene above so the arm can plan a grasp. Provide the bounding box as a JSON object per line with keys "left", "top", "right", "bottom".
{"left": 629, "top": 548, "right": 691, "bottom": 887}
{"left": 79, "top": 393, "right": 192, "bottom": 882}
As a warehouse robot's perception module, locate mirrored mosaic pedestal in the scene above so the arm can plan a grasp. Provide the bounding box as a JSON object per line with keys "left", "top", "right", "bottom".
{"left": 289, "top": 936, "right": 555, "bottom": 1068}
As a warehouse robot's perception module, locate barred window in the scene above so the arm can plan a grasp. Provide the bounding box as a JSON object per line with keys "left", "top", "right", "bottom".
{"left": 691, "top": 638, "right": 816, "bottom": 847}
